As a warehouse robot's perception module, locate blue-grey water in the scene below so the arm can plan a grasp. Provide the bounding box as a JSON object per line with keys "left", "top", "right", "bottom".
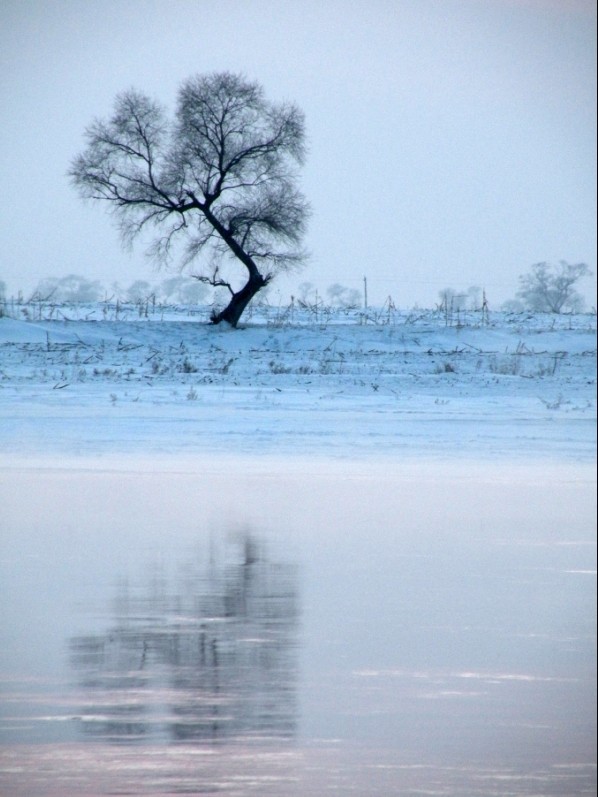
{"left": 0, "top": 459, "right": 595, "bottom": 796}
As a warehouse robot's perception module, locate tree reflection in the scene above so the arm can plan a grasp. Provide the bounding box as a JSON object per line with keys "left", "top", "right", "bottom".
{"left": 70, "top": 532, "right": 299, "bottom": 744}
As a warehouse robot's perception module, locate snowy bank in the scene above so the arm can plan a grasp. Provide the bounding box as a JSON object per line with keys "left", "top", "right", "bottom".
{"left": 0, "top": 306, "right": 595, "bottom": 464}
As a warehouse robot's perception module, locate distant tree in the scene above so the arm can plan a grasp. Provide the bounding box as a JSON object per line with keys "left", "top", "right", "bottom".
{"left": 33, "top": 274, "right": 104, "bottom": 302}
{"left": 297, "top": 281, "right": 317, "bottom": 304}
{"left": 180, "top": 281, "right": 209, "bottom": 305}
{"left": 126, "top": 280, "right": 153, "bottom": 302}
{"left": 438, "top": 288, "right": 467, "bottom": 312}
{"left": 466, "top": 285, "right": 482, "bottom": 311}
{"left": 158, "top": 276, "right": 208, "bottom": 304}
{"left": 70, "top": 72, "right": 309, "bottom": 327}
{"left": 326, "top": 283, "right": 361, "bottom": 308}
{"left": 501, "top": 298, "right": 525, "bottom": 313}
{"left": 516, "top": 261, "right": 591, "bottom": 313}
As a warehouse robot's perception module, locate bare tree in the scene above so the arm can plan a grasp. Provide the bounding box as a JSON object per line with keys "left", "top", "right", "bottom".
{"left": 33, "top": 274, "right": 104, "bottom": 303}
{"left": 516, "top": 261, "right": 591, "bottom": 313}
{"left": 437, "top": 287, "right": 467, "bottom": 312}
{"left": 70, "top": 72, "right": 309, "bottom": 326}
{"left": 326, "top": 283, "right": 361, "bottom": 308}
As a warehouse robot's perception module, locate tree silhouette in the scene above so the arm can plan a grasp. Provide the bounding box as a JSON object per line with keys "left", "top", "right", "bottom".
{"left": 70, "top": 72, "right": 309, "bottom": 326}
{"left": 516, "top": 261, "right": 591, "bottom": 313}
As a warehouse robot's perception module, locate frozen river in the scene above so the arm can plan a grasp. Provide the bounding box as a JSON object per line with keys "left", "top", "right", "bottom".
{"left": 0, "top": 457, "right": 596, "bottom": 796}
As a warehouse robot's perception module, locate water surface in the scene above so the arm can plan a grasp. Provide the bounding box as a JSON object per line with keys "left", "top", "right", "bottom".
{"left": 0, "top": 458, "right": 595, "bottom": 795}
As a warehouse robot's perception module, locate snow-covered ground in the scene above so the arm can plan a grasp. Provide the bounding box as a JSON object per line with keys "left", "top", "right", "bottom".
{"left": 1, "top": 303, "right": 596, "bottom": 796}
{"left": 0, "top": 303, "right": 595, "bottom": 464}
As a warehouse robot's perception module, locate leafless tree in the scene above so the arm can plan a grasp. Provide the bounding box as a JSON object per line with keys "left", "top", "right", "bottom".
{"left": 33, "top": 274, "right": 105, "bottom": 303}
{"left": 516, "top": 261, "right": 591, "bottom": 313}
{"left": 70, "top": 72, "right": 309, "bottom": 326}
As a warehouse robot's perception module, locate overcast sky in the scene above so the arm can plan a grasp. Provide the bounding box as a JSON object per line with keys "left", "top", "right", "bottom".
{"left": 1, "top": 0, "right": 596, "bottom": 308}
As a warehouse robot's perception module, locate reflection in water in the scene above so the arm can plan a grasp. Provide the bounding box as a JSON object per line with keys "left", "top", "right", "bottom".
{"left": 1, "top": 462, "right": 595, "bottom": 795}
{"left": 69, "top": 533, "right": 299, "bottom": 744}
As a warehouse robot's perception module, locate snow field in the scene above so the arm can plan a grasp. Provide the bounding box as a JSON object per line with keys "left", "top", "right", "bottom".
{"left": 0, "top": 305, "right": 595, "bottom": 462}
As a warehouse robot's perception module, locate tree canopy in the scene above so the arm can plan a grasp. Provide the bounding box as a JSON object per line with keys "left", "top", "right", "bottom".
{"left": 70, "top": 72, "right": 309, "bottom": 326}
{"left": 516, "top": 261, "right": 591, "bottom": 313}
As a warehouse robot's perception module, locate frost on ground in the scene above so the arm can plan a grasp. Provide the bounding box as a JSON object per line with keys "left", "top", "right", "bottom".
{"left": 0, "top": 304, "right": 595, "bottom": 462}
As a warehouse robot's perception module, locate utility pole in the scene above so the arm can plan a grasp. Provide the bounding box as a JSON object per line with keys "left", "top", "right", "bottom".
{"left": 363, "top": 276, "right": 368, "bottom": 310}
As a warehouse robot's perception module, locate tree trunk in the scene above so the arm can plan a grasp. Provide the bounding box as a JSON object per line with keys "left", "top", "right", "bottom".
{"left": 211, "top": 271, "right": 267, "bottom": 327}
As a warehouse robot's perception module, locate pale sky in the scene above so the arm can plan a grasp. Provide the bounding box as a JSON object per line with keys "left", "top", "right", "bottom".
{"left": 1, "top": 0, "right": 596, "bottom": 308}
